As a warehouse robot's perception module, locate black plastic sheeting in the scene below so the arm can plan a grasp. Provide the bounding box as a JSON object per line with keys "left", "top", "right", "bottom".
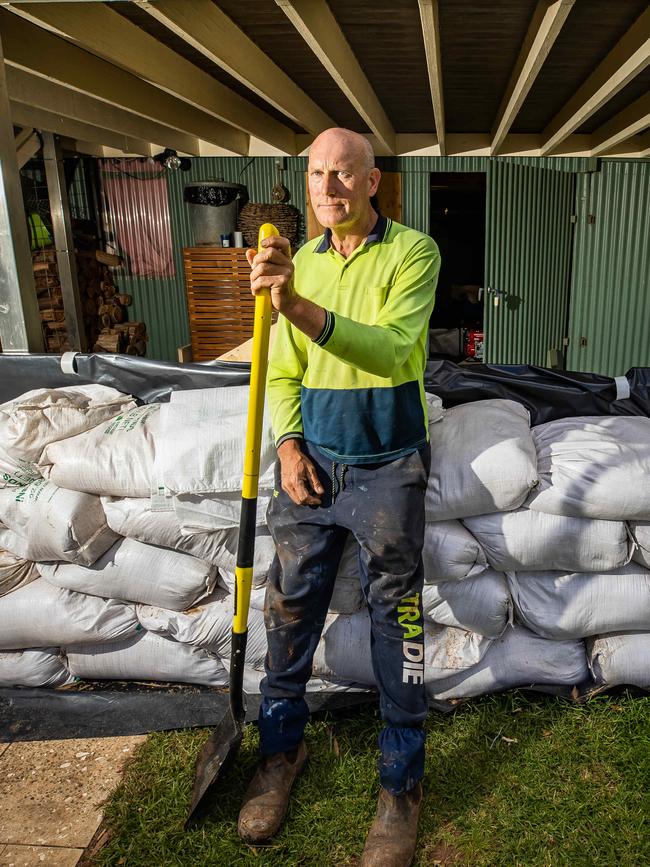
{"left": 0, "top": 686, "right": 374, "bottom": 742}
{"left": 1, "top": 351, "right": 650, "bottom": 741}
{"left": 2, "top": 353, "right": 650, "bottom": 422}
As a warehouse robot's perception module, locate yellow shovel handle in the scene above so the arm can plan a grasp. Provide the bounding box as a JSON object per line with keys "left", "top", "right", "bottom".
{"left": 233, "top": 222, "right": 279, "bottom": 634}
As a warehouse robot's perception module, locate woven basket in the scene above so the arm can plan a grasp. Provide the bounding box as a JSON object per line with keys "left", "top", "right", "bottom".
{"left": 237, "top": 202, "right": 302, "bottom": 249}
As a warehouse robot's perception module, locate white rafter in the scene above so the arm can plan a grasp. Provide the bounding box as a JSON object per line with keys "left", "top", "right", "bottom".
{"left": 135, "top": 0, "right": 334, "bottom": 136}
{"left": 417, "top": 0, "right": 445, "bottom": 156}
{"left": 6, "top": 1, "right": 296, "bottom": 153}
{"left": 541, "top": 5, "right": 650, "bottom": 155}
{"left": 7, "top": 67, "right": 200, "bottom": 155}
{"left": 10, "top": 102, "right": 154, "bottom": 156}
{"left": 0, "top": 9, "right": 249, "bottom": 155}
{"left": 275, "top": 0, "right": 396, "bottom": 154}
{"left": 590, "top": 92, "right": 650, "bottom": 156}
{"left": 491, "top": 0, "right": 575, "bottom": 155}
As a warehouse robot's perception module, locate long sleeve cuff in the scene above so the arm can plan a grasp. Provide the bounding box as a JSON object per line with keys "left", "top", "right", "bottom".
{"left": 275, "top": 432, "right": 304, "bottom": 448}
{"left": 312, "top": 309, "right": 335, "bottom": 347}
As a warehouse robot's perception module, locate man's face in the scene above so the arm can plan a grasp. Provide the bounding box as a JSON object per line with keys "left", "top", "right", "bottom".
{"left": 308, "top": 138, "right": 380, "bottom": 231}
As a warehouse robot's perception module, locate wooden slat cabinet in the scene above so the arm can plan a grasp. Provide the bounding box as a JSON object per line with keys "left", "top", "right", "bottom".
{"left": 183, "top": 247, "right": 260, "bottom": 362}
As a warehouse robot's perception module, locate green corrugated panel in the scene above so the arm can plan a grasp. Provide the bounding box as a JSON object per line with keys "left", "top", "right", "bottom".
{"left": 106, "top": 157, "right": 308, "bottom": 362}
{"left": 567, "top": 160, "right": 650, "bottom": 376}
{"left": 484, "top": 161, "right": 575, "bottom": 365}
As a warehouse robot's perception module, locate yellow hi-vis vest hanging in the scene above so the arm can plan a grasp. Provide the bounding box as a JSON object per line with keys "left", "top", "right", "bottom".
{"left": 28, "top": 212, "right": 52, "bottom": 251}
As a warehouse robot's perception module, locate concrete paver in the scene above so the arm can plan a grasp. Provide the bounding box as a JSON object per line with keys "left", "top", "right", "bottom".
{"left": 1, "top": 844, "right": 84, "bottom": 866}
{"left": 0, "top": 736, "right": 144, "bottom": 850}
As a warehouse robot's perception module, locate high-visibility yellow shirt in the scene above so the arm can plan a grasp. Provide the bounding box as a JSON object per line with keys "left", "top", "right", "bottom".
{"left": 267, "top": 216, "right": 441, "bottom": 464}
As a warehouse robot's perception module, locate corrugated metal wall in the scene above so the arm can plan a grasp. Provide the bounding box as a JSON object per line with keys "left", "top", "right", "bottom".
{"left": 567, "top": 159, "right": 650, "bottom": 376}
{"left": 105, "top": 156, "right": 307, "bottom": 362}
{"left": 484, "top": 161, "right": 575, "bottom": 365}
{"left": 101, "top": 153, "right": 647, "bottom": 369}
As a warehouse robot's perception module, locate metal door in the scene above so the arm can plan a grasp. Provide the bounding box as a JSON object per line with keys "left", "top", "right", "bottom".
{"left": 484, "top": 161, "right": 575, "bottom": 366}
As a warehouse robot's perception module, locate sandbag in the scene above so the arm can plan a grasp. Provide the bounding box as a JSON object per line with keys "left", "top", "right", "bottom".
{"left": 463, "top": 509, "right": 631, "bottom": 573}
{"left": 428, "top": 624, "right": 589, "bottom": 701}
{"left": 0, "top": 647, "right": 75, "bottom": 688}
{"left": 329, "top": 573, "right": 364, "bottom": 614}
{"left": 312, "top": 611, "right": 492, "bottom": 686}
{"left": 0, "top": 579, "right": 138, "bottom": 649}
{"left": 39, "top": 537, "right": 217, "bottom": 610}
{"left": 173, "top": 491, "right": 273, "bottom": 530}
{"left": 158, "top": 387, "right": 275, "bottom": 494}
{"left": 0, "top": 547, "right": 39, "bottom": 596}
{"left": 527, "top": 416, "right": 650, "bottom": 520}
{"left": 422, "top": 520, "right": 488, "bottom": 582}
{"left": 39, "top": 403, "right": 160, "bottom": 497}
{"left": 426, "top": 400, "right": 538, "bottom": 520}
{"left": 136, "top": 591, "right": 267, "bottom": 666}
{"left": 0, "top": 384, "right": 135, "bottom": 485}
{"left": 0, "top": 479, "right": 118, "bottom": 565}
{"left": 422, "top": 571, "right": 511, "bottom": 638}
{"left": 65, "top": 630, "right": 227, "bottom": 687}
{"left": 102, "top": 496, "right": 275, "bottom": 581}
{"left": 587, "top": 633, "right": 650, "bottom": 690}
{"left": 508, "top": 564, "right": 650, "bottom": 639}
{"left": 628, "top": 521, "right": 650, "bottom": 569}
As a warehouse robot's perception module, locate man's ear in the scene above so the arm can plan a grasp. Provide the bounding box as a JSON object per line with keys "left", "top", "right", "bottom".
{"left": 369, "top": 167, "right": 381, "bottom": 198}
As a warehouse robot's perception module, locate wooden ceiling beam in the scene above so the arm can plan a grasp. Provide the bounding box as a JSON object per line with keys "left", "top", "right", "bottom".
{"left": 638, "top": 130, "right": 650, "bottom": 158}
{"left": 541, "top": 5, "right": 650, "bottom": 155}
{"left": 7, "top": 1, "right": 295, "bottom": 153}
{"left": 492, "top": 0, "right": 575, "bottom": 155}
{"left": 590, "top": 91, "right": 650, "bottom": 156}
{"left": 275, "top": 0, "right": 396, "bottom": 155}
{"left": 0, "top": 10, "right": 248, "bottom": 155}
{"left": 10, "top": 102, "right": 154, "bottom": 156}
{"left": 15, "top": 128, "right": 41, "bottom": 168}
{"left": 135, "top": 0, "right": 334, "bottom": 136}
{"left": 6, "top": 67, "right": 200, "bottom": 156}
{"left": 417, "top": 0, "right": 446, "bottom": 156}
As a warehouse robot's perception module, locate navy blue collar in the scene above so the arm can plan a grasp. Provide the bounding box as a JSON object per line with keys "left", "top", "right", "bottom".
{"left": 314, "top": 214, "right": 389, "bottom": 253}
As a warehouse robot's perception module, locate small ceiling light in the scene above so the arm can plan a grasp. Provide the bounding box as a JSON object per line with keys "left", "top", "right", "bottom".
{"left": 153, "top": 148, "right": 191, "bottom": 171}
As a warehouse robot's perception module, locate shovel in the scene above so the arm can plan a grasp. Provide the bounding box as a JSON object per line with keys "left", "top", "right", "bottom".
{"left": 187, "top": 222, "right": 279, "bottom": 824}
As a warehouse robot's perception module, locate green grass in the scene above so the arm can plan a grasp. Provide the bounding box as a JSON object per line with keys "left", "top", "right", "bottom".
{"left": 95, "top": 691, "right": 650, "bottom": 866}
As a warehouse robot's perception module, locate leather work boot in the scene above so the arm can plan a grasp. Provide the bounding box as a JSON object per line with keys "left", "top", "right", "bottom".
{"left": 359, "top": 782, "right": 423, "bottom": 867}
{"left": 237, "top": 740, "right": 308, "bottom": 843}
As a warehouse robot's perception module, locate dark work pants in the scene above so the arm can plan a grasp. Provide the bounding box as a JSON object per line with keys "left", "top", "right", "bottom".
{"left": 258, "top": 441, "right": 431, "bottom": 795}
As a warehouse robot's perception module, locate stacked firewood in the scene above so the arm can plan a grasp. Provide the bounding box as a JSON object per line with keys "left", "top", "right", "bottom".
{"left": 32, "top": 249, "right": 147, "bottom": 356}
{"left": 33, "top": 250, "right": 69, "bottom": 354}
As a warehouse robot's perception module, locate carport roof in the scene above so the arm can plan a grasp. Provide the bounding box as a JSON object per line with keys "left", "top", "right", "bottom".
{"left": 2, "top": 0, "right": 649, "bottom": 159}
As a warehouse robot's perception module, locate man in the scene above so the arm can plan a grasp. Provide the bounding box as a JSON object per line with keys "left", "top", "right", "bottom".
{"left": 240, "top": 128, "right": 440, "bottom": 866}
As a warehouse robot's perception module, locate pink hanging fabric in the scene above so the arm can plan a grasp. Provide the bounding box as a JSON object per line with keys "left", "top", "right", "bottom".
{"left": 100, "top": 159, "right": 175, "bottom": 277}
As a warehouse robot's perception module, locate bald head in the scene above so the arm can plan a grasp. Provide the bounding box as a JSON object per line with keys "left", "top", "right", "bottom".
{"left": 307, "top": 127, "right": 380, "bottom": 238}
{"left": 309, "top": 128, "right": 375, "bottom": 174}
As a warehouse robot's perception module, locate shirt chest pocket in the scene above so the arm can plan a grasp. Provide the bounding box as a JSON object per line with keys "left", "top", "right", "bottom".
{"left": 360, "top": 284, "right": 390, "bottom": 322}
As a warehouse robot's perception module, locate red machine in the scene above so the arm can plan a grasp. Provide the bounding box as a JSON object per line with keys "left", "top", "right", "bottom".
{"left": 463, "top": 329, "right": 484, "bottom": 361}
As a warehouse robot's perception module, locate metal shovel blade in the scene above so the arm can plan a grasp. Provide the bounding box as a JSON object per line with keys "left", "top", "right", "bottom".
{"left": 186, "top": 706, "right": 243, "bottom": 825}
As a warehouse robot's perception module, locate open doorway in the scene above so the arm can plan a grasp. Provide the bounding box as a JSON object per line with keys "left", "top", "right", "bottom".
{"left": 429, "top": 172, "right": 486, "bottom": 362}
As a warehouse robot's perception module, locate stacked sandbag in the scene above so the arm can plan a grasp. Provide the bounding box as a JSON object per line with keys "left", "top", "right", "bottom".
{"left": 0, "top": 580, "right": 138, "bottom": 649}
{"left": 38, "top": 537, "right": 218, "bottom": 610}
{"left": 0, "top": 478, "right": 118, "bottom": 564}
{"left": 65, "top": 631, "right": 228, "bottom": 688}
{"left": 39, "top": 403, "right": 161, "bottom": 497}
{"left": 0, "top": 547, "right": 39, "bottom": 596}
{"left": 587, "top": 633, "right": 650, "bottom": 691}
{"left": 0, "top": 384, "right": 136, "bottom": 485}
{"left": 426, "top": 399, "right": 538, "bottom": 520}
{"left": 507, "top": 566, "right": 650, "bottom": 640}
{"left": 428, "top": 624, "right": 589, "bottom": 704}
{"left": 7, "top": 382, "right": 650, "bottom": 704}
{"left": 526, "top": 416, "right": 650, "bottom": 520}
{"left": 0, "top": 648, "right": 75, "bottom": 688}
